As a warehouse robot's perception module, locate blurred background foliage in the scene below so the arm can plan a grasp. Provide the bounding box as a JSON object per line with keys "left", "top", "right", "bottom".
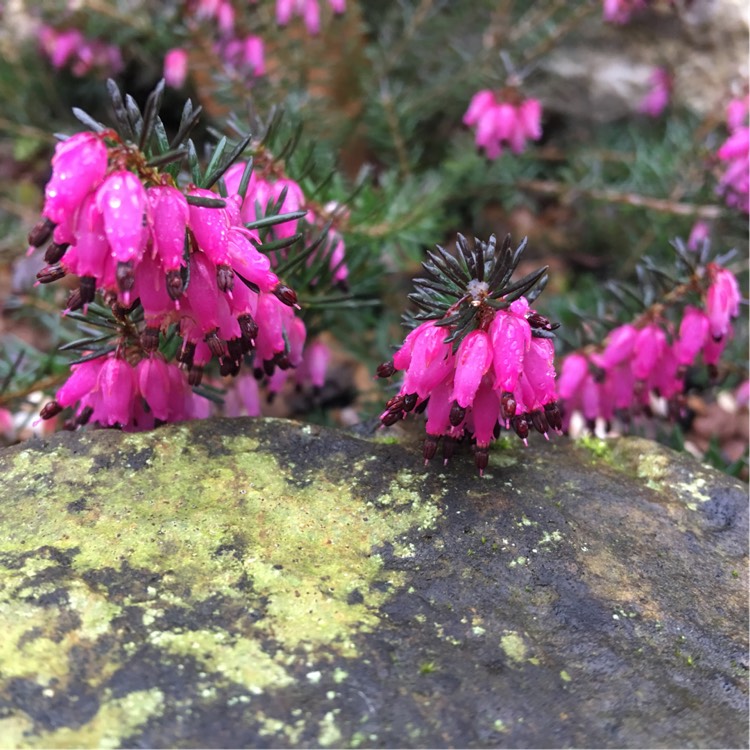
{"left": 0, "top": 0, "right": 747, "bottom": 474}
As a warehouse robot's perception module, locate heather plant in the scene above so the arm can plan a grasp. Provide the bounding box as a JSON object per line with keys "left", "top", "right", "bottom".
{"left": 0, "top": 0, "right": 746, "bottom": 476}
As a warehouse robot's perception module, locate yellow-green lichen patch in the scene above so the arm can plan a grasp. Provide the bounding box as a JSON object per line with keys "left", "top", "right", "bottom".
{"left": 0, "top": 422, "right": 445, "bottom": 744}
{"left": 577, "top": 435, "right": 612, "bottom": 460}
{"left": 499, "top": 631, "right": 528, "bottom": 664}
{"left": 31, "top": 688, "right": 165, "bottom": 750}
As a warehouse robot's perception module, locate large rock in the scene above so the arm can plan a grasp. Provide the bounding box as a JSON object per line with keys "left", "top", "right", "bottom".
{"left": 534, "top": 0, "right": 749, "bottom": 120}
{"left": 0, "top": 418, "right": 747, "bottom": 748}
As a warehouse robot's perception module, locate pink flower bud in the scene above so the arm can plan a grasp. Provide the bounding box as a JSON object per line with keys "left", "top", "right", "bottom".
{"left": 403, "top": 323, "right": 453, "bottom": 399}
{"left": 55, "top": 358, "right": 105, "bottom": 408}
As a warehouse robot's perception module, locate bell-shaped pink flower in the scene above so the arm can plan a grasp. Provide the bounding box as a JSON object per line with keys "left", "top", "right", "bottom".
{"left": 163, "top": 48, "right": 189, "bottom": 88}
{"left": 137, "top": 356, "right": 172, "bottom": 421}
{"left": 451, "top": 330, "right": 493, "bottom": 408}
{"left": 674, "top": 306, "right": 709, "bottom": 365}
{"left": 95, "top": 356, "right": 136, "bottom": 426}
{"left": 72, "top": 193, "right": 109, "bottom": 280}
{"left": 557, "top": 353, "right": 589, "bottom": 400}
{"left": 55, "top": 357, "right": 105, "bottom": 408}
{"left": 148, "top": 186, "right": 189, "bottom": 272}
{"left": 403, "top": 323, "right": 454, "bottom": 399}
{"left": 188, "top": 188, "right": 231, "bottom": 267}
{"left": 96, "top": 170, "right": 148, "bottom": 264}
{"left": 43, "top": 133, "right": 108, "bottom": 225}
{"left": 592, "top": 323, "right": 638, "bottom": 370}
{"left": 631, "top": 324, "right": 666, "bottom": 381}
{"left": 705, "top": 266, "right": 741, "bottom": 339}
{"left": 463, "top": 90, "right": 495, "bottom": 127}
{"left": 489, "top": 310, "right": 531, "bottom": 392}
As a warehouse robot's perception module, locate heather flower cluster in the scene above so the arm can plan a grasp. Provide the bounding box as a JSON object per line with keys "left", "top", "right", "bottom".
{"left": 557, "top": 262, "right": 742, "bottom": 429}
{"left": 378, "top": 234, "right": 560, "bottom": 474}
{"left": 31, "top": 117, "right": 318, "bottom": 429}
{"left": 463, "top": 89, "right": 542, "bottom": 159}
{"left": 276, "top": 0, "right": 346, "bottom": 35}
{"left": 602, "top": 0, "right": 648, "bottom": 24}
{"left": 716, "top": 94, "right": 749, "bottom": 213}
{"left": 38, "top": 25, "right": 123, "bottom": 78}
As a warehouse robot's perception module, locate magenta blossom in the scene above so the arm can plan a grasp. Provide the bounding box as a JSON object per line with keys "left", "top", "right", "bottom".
{"left": 276, "top": 0, "right": 346, "bottom": 34}
{"left": 463, "top": 90, "right": 542, "bottom": 159}
{"left": 378, "top": 234, "right": 560, "bottom": 474}
{"left": 164, "top": 48, "right": 189, "bottom": 88}
{"left": 639, "top": 67, "right": 671, "bottom": 118}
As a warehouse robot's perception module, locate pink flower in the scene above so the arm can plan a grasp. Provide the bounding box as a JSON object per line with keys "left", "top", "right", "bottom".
{"left": 631, "top": 324, "right": 666, "bottom": 381}
{"left": 43, "top": 133, "right": 108, "bottom": 226}
{"left": 276, "top": 0, "right": 345, "bottom": 34}
{"left": 705, "top": 266, "right": 741, "bottom": 340}
{"left": 674, "top": 306, "right": 709, "bottom": 366}
{"left": 716, "top": 96, "right": 749, "bottom": 213}
{"left": 639, "top": 67, "right": 671, "bottom": 118}
{"left": 602, "top": 0, "right": 647, "bottom": 24}
{"left": 96, "top": 171, "right": 148, "bottom": 265}
{"left": 164, "top": 48, "right": 189, "bottom": 88}
{"left": 687, "top": 221, "right": 710, "bottom": 252}
{"left": 464, "top": 90, "right": 543, "bottom": 160}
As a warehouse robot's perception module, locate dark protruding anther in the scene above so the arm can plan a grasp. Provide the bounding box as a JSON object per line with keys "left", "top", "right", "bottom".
{"left": 28, "top": 217, "right": 55, "bottom": 248}
{"left": 44, "top": 241, "right": 69, "bottom": 264}
{"left": 188, "top": 366, "right": 203, "bottom": 386}
{"left": 177, "top": 341, "right": 196, "bottom": 368}
{"left": 141, "top": 326, "right": 161, "bottom": 352}
{"left": 226, "top": 338, "right": 244, "bottom": 362}
{"left": 205, "top": 331, "right": 224, "bottom": 358}
{"left": 442, "top": 436, "right": 457, "bottom": 465}
{"left": 80, "top": 276, "right": 96, "bottom": 304}
{"left": 238, "top": 313, "right": 258, "bottom": 342}
{"left": 40, "top": 401, "right": 63, "bottom": 420}
{"left": 216, "top": 264, "right": 234, "bottom": 293}
{"left": 376, "top": 361, "right": 395, "bottom": 379}
{"left": 273, "top": 283, "right": 299, "bottom": 308}
{"left": 475, "top": 445, "right": 490, "bottom": 475}
{"left": 423, "top": 435, "right": 438, "bottom": 463}
{"left": 544, "top": 401, "right": 562, "bottom": 431}
{"left": 116, "top": 261, "right": 135, "bottom": 292}
{"left": 386, "top": 394, "right": 405, "bottom": 411}
{"left": 449, "top": 401, "right": 466, "bottom": 426}
{"left": 403, "top": 393, "right": 418, "bottom": 412}
{"left": 263, "top": 359, "right": 276, "bottom": 377}
{"left": 415, "top": 397, "right": 429, "bottom": 415}
{"left": 36, "top": 264, "right": 66, "bottom": 284}
{"left": 513, "top": 415, "right": 530, "bottom": 444}
{"left": 530, "top": 409, "right": 550, "bottom": 436}
{"left": 166, "top": 270, "right": 185, "bottom": 300}
{"left": 76, "top": 405, "right": 94, "bottom": 427}
{"left": 381, "top": 409, "right": 403, "bottom": 427}
{"left": 219, "top": 357, "right": 234, "bottom": 377}
{"left": 66, "top": 288, "right": 84, "bottom": 312}
{"left": 501, "top": 391, "right": 516, "bottom": 421}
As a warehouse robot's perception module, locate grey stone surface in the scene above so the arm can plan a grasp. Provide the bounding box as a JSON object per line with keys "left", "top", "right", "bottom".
{"left": 0, "top": 417, "right": 747, "bottom": 748}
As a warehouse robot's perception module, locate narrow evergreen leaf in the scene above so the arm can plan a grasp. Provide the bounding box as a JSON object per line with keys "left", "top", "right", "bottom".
{"left": 139, "top": 79, "right": 165, "bottom": 152}
{"left": 72, "top": 108, "right": 105, "bottom": 133}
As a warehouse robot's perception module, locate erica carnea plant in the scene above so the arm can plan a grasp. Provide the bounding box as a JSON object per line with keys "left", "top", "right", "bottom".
{"left": 31, "top": 80, "right": 323, "bottom": 431}
{"left": 557, "top": 239, "right": 743, "bottom": 432}
{"left": 377, "top": 234, "right": 560, "bottom": 474}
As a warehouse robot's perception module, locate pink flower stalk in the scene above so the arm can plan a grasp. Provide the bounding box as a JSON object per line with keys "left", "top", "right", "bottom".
{"left": 639, "top": 67, "right": 671, "bottom": 117}
{"left": 276, "top": 0, "right": 345, "bottom": 34}
{"left": 463, "top": 90, "right": 543, "bottom": 160}
{"left": 164, "top": 48, "right": 189, "bottom": 88}
{"left": 716, "top": 95, "right": 749, "bottom": 213}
